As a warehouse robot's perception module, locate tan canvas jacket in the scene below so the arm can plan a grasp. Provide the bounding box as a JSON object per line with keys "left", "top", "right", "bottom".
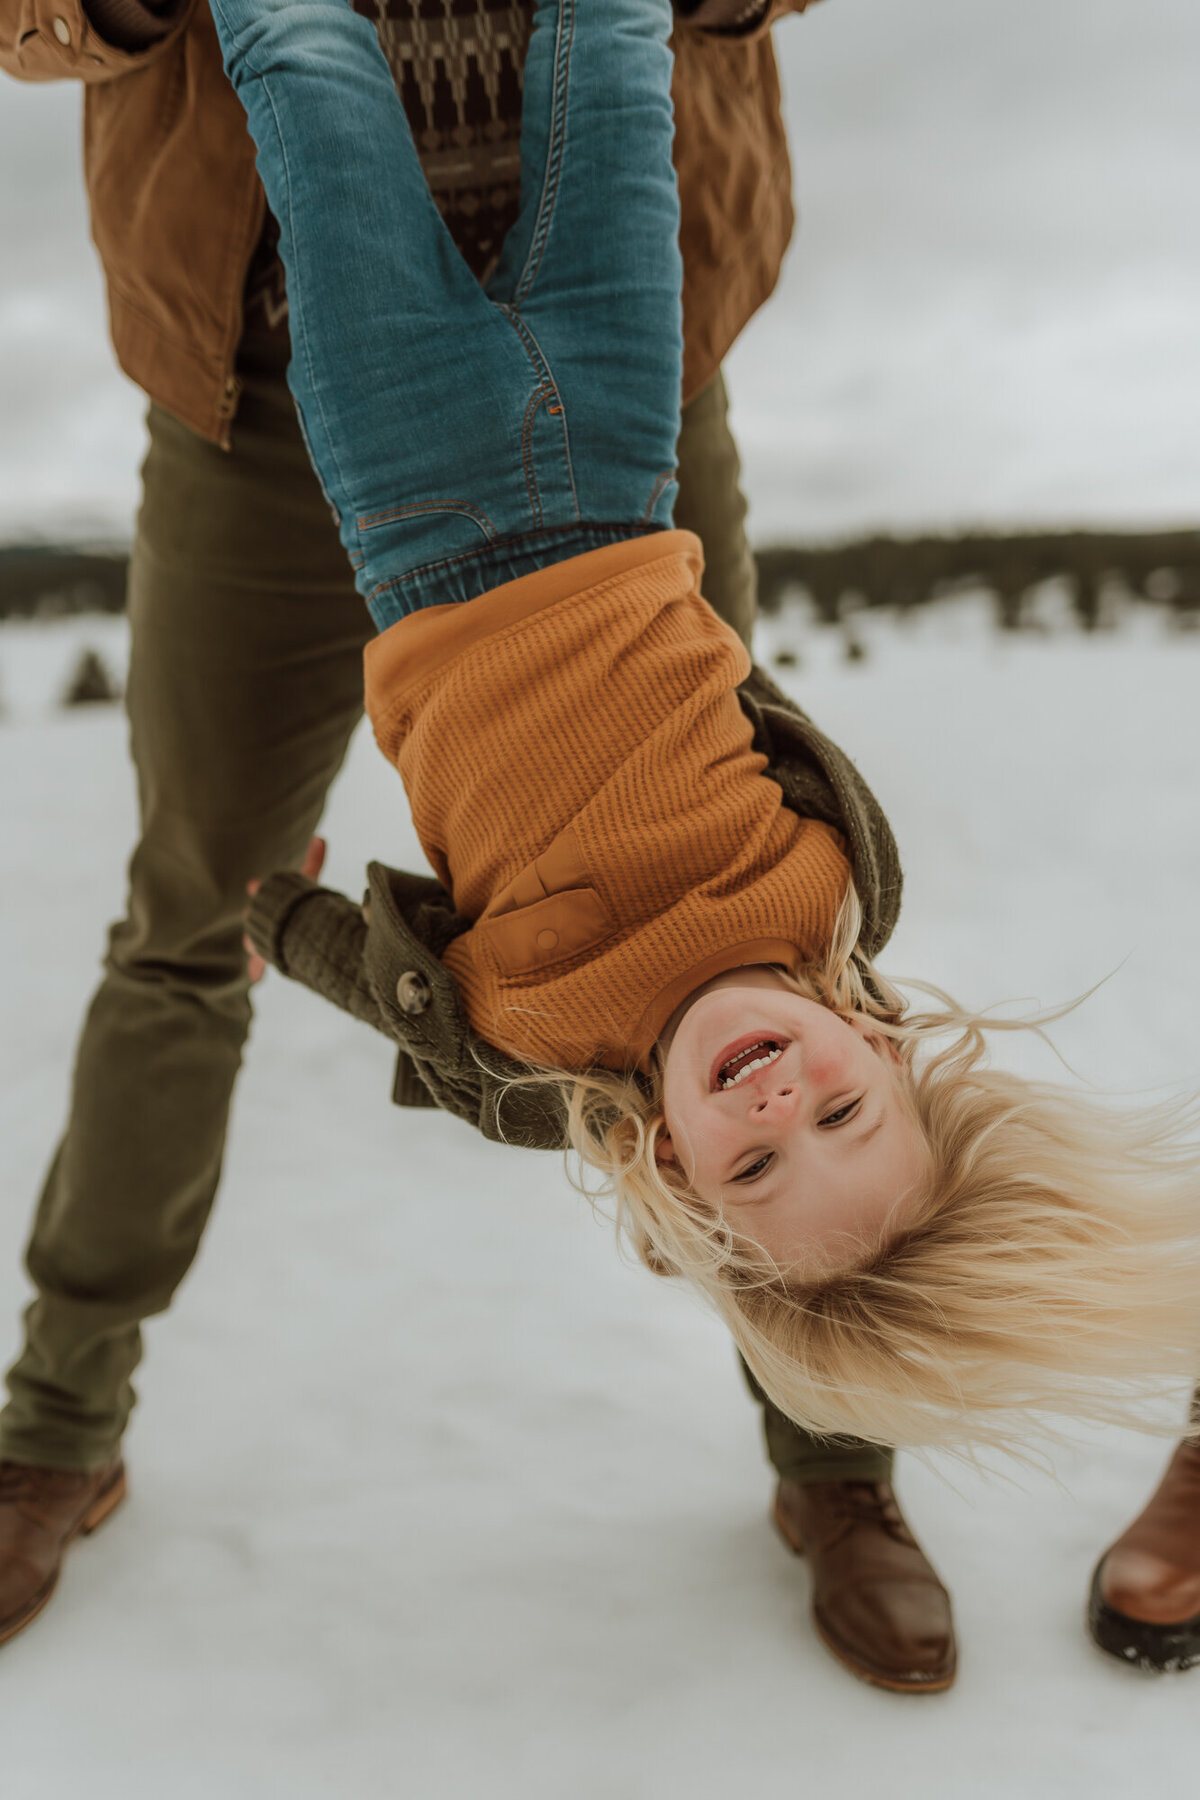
{"left": 1, "top": 0, "right": 816, "bottom": 444}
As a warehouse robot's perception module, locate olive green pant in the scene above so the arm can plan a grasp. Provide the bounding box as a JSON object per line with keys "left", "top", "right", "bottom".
{"left": 0, "top": 332, "right": 892, "bottom": 1489}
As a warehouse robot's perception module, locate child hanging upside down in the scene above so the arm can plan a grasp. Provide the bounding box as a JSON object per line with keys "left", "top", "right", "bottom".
{"left": 220, "top": 0, "right": 1200, "bottom": 1467}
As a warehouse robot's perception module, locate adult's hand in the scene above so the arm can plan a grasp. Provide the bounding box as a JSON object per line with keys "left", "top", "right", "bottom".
{"left": 245, "top": 834, "right": 327, "bottom": 983}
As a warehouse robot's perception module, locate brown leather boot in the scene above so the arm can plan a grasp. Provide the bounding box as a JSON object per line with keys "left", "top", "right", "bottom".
{"left": 1089, "top": 1437, "right": 1200, "bottom": 1672}
{"left": 773, "top": 1478, "right": 957, "bottom": 1692}
{"left": 0, "top": 1457, "right": 127, "bottom": 1647}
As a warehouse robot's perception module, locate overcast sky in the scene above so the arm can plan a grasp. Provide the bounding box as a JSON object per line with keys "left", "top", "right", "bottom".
{"left": 1, "top": 0, "right": 1198, "bottom": 541}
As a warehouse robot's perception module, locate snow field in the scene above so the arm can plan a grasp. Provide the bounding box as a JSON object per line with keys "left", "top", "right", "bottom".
{"left": 1, "top": 605, "right": 1198, "bottom": 1797}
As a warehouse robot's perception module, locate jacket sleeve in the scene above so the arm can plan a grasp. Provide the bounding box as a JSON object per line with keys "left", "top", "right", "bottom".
{"left": 0, "top": 0, "right": 191, "bottom": 84}
{"left": 245, "top": 863, "right": 569, "bottom": 1152}
{"left": 675, "top": 0, "right": 819, "bottom": 40}
{"left": 244, "top": 869, "right": 386, "bottom": 1035}
{"left": 737, "top": 665, "right": 903, "bottom": 958}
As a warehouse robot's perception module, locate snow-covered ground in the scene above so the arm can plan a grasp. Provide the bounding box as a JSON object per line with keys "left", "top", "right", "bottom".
{"left": 1, "top": 605, "right": 1199, "bottom": 1797}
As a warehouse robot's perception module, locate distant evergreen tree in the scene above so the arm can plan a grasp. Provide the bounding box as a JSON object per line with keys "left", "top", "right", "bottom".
{"left": 62, "top": 649, "right": 121, "bottom": 707}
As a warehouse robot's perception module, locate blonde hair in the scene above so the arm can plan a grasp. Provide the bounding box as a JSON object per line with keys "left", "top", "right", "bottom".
{"left": 562, "top": 890, "right": 1200, "bottom": 1452}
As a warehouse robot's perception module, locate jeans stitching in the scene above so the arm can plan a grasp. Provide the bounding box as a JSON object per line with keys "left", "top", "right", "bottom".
{"left": 520, "top": 390, "right": 547, "bottom": 527}
{"left": 492, "top": 302, "right": 575, "bottom": 525}
{"left": 641, "top": 469, "right": 676, "bottom": 524}
{"left": 512, "top": 0, "right": 575, "bottom": 310}
{"left": 357, "top": 499, "right": 497, "bottom": 539}
{"left": 499, "top": 304, "right": 581, "bottom": 522}
{"left": 256, "top": 76, "right": 358, "bottom": 557}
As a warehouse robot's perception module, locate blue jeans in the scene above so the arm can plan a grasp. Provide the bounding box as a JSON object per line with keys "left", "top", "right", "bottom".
{"left": 209, "top": 0, "right": 684, "bottom": 627}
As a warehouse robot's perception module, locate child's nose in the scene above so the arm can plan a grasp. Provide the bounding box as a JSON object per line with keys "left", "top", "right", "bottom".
{"left": 751, "top": 1082, "right": 797, "bottom": 1119}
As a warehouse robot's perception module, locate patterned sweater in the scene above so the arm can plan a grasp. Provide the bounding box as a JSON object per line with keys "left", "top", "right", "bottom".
{"left": 246, "top": 0, "right": 532, "bottom": 327}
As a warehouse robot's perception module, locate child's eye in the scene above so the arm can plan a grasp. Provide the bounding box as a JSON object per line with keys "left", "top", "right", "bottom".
{"left": 734, "top": 1153, "right": 774, "bottom": 1183}
{"left": 820, "top": 1099, "right": 862, "bottom": 1129}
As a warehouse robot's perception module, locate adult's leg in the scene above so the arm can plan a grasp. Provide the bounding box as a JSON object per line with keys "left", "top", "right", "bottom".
{"left": 742, "top": 1358, "right": 955, "bottom": 1692}
{"left": 673, "top": 369, "right": 757, "bottom": 651}
{"left": 740, "top": 1362, "right": 892, "bottom": 1487}
{"left": 0, "top": 334, "right": 369, "bottom": 1470}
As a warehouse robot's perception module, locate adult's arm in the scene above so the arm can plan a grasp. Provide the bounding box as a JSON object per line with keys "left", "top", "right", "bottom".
{"left": 675, "top": 0, "right": 823, "bottom": 40}
{"left": 0, "top": 0, "right": 191, "bottom": 83}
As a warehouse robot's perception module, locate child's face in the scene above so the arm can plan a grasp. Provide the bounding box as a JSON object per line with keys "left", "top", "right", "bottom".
{"left": 657, "top": 970, "right": 929, "bottom": 1272}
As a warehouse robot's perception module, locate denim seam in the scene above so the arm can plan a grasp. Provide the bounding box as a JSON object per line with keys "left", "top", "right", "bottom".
{"left": 357, "top": 499, "right": 497, "bottom": 539}
{"left": 251, "top": 69, "right": 358, "bottom": 557}
{"left": 512, "top": 0, "right": 575, "bottom": 310}
{"left": 498, "top": 303, "right": 554, "bottom": 388}
{"left": 642, "top": 469, "right": 676, "bottom": 524}
{"left": 520, "top": 389, "right": 547, "bottom": 527}
{"left": 209, "top": 0, "right": 355, "bottom": 534}
{"left": 366, "top": 521, "right": 646, "bottom": 607}
{"left": 499, "top": 302, "right": 581, "bottom": 522}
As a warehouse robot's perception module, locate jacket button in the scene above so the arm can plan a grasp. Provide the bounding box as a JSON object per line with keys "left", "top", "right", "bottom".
{"left": 52, "top": 15, "right": 72, "bottom": 43}
{"left": 536, "top": 929, "right": 559, "bottom": 952}
{"left": 395, "top": 971, "right": 431, "bottom": 1016}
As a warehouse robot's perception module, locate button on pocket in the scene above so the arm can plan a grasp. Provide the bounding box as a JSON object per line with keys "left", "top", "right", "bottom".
{"left": 477, "top": 826, "right": 616, "bottom": 976}
{"left": 476, "top": 889, "right": 614, "bottom": 976}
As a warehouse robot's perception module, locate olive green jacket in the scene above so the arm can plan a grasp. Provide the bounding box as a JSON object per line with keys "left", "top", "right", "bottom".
{"left": 244, "top": 668, "right": 901, "bottom": 1150}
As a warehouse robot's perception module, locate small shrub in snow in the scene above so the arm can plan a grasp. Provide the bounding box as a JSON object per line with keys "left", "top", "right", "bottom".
{"left": 61, "top": 648, "right": 122, "bottom": 708}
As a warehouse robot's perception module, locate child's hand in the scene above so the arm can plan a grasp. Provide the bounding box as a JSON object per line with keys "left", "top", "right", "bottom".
{"left": 244, "top": 835, "right": 327, "bottom": 983}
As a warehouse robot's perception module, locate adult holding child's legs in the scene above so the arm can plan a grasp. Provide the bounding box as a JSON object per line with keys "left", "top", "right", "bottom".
{"left": 227, "top": 0, "right": 1200, "bottom": 1678}
{"left": 218, "top": 0, "right": 954, "bottom": 1688}
{"left": 0, "top": 0, "right": 953, "bottom": 1686}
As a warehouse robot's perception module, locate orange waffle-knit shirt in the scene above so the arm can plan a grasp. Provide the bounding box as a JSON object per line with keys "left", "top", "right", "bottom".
{"left": 364, "top": 531, "right": 850, "bottom": 1072}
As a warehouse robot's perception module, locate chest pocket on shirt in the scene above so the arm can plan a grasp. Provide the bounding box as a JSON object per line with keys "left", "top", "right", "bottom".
{"left": 474, "top": 827, "right": 616, "bottom": 977}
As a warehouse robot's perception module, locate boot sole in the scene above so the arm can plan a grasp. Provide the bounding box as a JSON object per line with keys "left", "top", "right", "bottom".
{"left": 0, "top": 1462, "right": 127, "bottom": 1649}
{"left": 1087, "top": 1561, "right": 1200, "bottom": 1673}
{"left": 771, "top": 1496, "right": 957, "bottom": 1695}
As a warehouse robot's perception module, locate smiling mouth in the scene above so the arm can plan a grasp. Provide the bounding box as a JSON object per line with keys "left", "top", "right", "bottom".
{"left": 715, "top": 1038, "right": 789, "bottom": 1091}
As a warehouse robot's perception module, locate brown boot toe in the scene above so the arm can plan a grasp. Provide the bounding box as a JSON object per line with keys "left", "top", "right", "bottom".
{"left": 815, "top": 1574, "right": 957, "bottom": 1689}
{"left": 1099, "top": 1547, "right": 1200, "bottom": 1627}
{"left": 774, "top": 1479, "right": 957, "bottom": 1693}
{"left": 1088, "top": 1438, "right": 1200, "bottom": 1672}
{"left": 0, "top": 1457, "right": 126, "bottom": 1648}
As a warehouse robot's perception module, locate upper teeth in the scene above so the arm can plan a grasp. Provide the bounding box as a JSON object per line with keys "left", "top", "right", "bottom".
{"left": 719, "top": 1043, "right": 784, "bottom": 1089}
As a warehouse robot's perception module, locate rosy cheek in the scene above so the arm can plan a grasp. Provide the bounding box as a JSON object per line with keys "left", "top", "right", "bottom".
{"left": 800, "top": 1049, "right": 843, "bottom": 1088}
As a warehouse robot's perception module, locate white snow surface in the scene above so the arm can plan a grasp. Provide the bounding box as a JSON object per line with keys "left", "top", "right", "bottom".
{"left": 1, "top": 606, "right": 1199, "bottom": 1795}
